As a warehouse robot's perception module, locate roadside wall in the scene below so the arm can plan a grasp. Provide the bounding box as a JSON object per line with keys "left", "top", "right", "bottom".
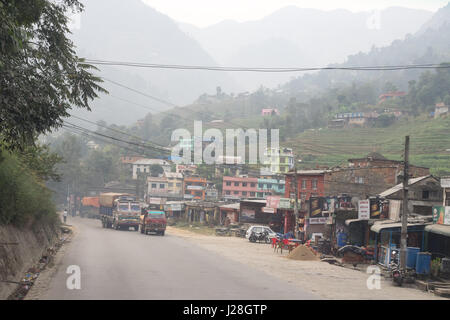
{"left": 0, "top": 221, "right": 59, "bottom": 299}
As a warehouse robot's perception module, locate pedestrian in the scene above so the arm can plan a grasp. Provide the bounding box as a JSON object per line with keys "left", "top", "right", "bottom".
{"left": 63, "top": 208, "right": 68, "bottom": 224}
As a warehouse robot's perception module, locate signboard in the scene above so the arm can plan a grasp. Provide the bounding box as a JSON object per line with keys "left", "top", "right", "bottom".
{"left": 445, "top": 207, "right": 450, "bottom": 225}
{"left": 266, "top": 196, "right": 281, "bottom": 209}
{"left": 433, "top": 206, "right": 445, "bottom": 224}
{"left": 240, "top": 209, "right": 256, "bottom": 222}
{"left": 441, "top": 177, "right": 450, "bottom": 188}
{"left": 389, "top": 200, "right": 401, "bottom": 221}
{"left": 309, "top": 217, "right": 329, "bottom": 224}
{"left": 370, "top": 198, "right": 381, "bottom": 219}
{"left": 279, "top": 198, "right": 293, "bottom": 209}
{"left": 358, "top": 200, "right": 370, "bottom": 220}
{"left": 149, "top": 197, "right": 165, "bottom": 205}
{"left": 262, "top": 207, "right": 275, "bottom": 214}
{"left": 309, "top": 197, "right": 324, "bottom": 218}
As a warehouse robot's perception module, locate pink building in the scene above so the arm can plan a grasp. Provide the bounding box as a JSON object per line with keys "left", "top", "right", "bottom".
{"left": 222, "top": 176, "right": 258, "bottom": 199}
{"left": 261, "top": 108, "right": 279, "bottom": 116}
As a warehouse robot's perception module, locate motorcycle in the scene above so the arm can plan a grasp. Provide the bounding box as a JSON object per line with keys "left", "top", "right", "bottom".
{"left": 390, "top": 250, "right": 403, "bottom": 286}
{"left": 249, "top": 230, "right": 270, "bottom": 244}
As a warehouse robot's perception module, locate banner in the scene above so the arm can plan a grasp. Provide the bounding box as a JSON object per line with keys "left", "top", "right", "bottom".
{"left": 240, "top": 209, "right": 255, "bottom": 222}
{"left": 309, "top": 197, "right": 323, "bottom": 218}
{"left": 370, "top": 198, "right": 381, "bottom": 219}
{"left": 433, "top": 206, "right": 450, "bottom": 225}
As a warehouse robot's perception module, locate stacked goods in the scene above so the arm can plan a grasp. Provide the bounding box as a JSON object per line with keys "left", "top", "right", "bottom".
{"left": 82, "top": 197, "right": 99, "bottom": 208}
{"left": 287, "top": 245, "right": 319, "bottom": 261}
{"left": 99, "top": 193, "right": 124, "bottom": 207}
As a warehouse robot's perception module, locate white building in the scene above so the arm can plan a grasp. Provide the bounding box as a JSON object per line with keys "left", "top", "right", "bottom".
{"left": 132, "top": 159, "right": 172, "bottom": 180}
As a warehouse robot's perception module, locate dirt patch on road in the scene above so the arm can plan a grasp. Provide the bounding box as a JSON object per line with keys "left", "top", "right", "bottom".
{"left": 168, "top": 226, "right": 443, "bottom": 300}
{"left": 287, "top": 245, "right": 319, "bottom": 261}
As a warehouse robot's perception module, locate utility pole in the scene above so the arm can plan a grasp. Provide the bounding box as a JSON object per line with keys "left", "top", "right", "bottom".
{"left": 293, "top": 156, "right": 299, "bottom": 239}
{"left": 400, "top": 136, "right": 409, "bottom": 271}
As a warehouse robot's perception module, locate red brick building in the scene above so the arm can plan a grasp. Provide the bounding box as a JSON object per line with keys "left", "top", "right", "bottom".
{"left": 285, "top": 170, "right": 327, "bottom": 208}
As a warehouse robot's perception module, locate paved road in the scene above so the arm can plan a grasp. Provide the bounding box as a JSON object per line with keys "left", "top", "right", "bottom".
{"left": 42, "top": 217, "right": 317, "bottom": 300}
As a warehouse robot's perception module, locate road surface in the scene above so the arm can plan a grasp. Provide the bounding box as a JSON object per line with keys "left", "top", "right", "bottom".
{"left": 40, "top": 217, "right": 317, "bottom": 300}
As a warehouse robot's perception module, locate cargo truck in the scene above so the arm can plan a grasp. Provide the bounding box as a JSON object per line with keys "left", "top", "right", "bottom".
{"left": 99, "top": 193, "right": 140, "bottom": 231}
{"left": 140, "top": 210, "right": 167, "bottom": 236}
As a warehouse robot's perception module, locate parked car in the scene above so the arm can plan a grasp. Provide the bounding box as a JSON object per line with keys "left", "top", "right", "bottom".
{"left": 245, "top": 225, "right": 277, "bottom": 239}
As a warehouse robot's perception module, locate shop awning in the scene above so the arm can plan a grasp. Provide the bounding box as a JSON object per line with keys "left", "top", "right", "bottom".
{"left": 425, "top": 224, "right": 450, "bottom": 237}
{"left": 371, "top": 221, "right": 429, "bottom": 233}
{"left": 345, "top": 219, "right": 367, "bottom": 226}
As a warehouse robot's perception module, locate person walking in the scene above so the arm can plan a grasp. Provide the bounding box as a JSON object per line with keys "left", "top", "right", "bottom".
{"left": 63, "top": 208, "right": 68, "bottom": 224}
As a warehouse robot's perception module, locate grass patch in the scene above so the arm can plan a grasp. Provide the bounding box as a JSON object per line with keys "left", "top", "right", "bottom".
{"left": 171, "top": 221, "right": 216, "bottom": 236}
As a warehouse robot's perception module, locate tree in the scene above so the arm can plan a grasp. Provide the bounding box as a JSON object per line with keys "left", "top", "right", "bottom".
{"left": 0, "top": 0, "right": 106, "bottom": 150}
{"left": 149, "top": 164, "right": 164, "bottom": 177}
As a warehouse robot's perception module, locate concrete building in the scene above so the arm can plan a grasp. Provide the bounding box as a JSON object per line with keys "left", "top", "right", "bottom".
{"left": 263, "top": 147, "right": 294, "bottom": 174}
{"left": 132, "top": 159, "right": 171, "bottom": 180}
{"left": 183, "top": 176, "right": 207, "bottom": 200}
{"left": 165, "top": 172, "right": 184, "bottom": 197}
{"left": 222, "top": 176, "right": 258, "bottom": 199}
{"left": 257, "top": 178, "right": 285, "bottom": 198}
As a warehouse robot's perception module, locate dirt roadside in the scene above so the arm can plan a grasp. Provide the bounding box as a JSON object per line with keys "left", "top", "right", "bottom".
{"left": 24, "top": 225, "right": 76, "bottom": 300}
{"left": 167, "top": 226, "right": 445, "bottom": 300}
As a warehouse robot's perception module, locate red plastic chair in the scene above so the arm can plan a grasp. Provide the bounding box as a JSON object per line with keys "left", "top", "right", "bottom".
{"left": 271, "top": 237, "right": 277, "bottom": 248}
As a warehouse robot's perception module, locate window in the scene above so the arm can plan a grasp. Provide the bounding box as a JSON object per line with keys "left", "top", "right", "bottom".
{"left": 151, "top": 184, "right": 157, "bottom": 189}
{"left": 300, "top": 193, "right": 307, "bottom": 201}
{"left": 226, "top": 191, "right": 231, "bottom": 195}
{"left": 267, "top": 184, "right": 272, "bottom": 189}
{"left": 250, "top": 192, "right": 255, "bottom": 197}
{"left": 226, "top": 182, "right": 232, "bottom": 186}
{"left": 301, "top": 179, "right": 307, "bottom": 189}
{"left": 251, "top": 183, "right": 256, "bottom": 187}
{"left": 258, "top": 183, "right": 263, "bottom": 189}
{"left": 242, "top": 182, "right": 247, "bottom": 187}
{"left": 234, "top": 182, "right": 239, "bottom": 187}
{"left": 242, "top": 191, "right": 247, "bottom": 196}
{"left": 422, "top": 190, "right": 429, "bottom": 200}
{"left": 160, "top": 184, "right": 165, "bottom": 189}
{"left": 234, "top": 191, "right": 239, "bottom": 195}
{"left": 355, "top": 177, "right": 364, "bottom": 184}
{"left": 176, "top": 183, "right": 181, "bottom": 187}
{"left": 312, "top": 179, "right": 318, "bottom": 190}
{"left": 257, "top": 192, "right": 264, "bottom": 197}
{"left": 168, "top": 183, "right": 174, "bottom": 187}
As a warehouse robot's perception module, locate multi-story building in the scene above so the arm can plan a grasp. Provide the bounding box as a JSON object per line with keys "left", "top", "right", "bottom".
{"left": 222, "top": 176, "right": 258, "bottom": 199}
{"left": 183, "top": 176, "right": 207, "bottom": 200}
{"left": 132, "top": 159, "right": 171, "bottom": 180}
{"left": 257, "top": 178, "right": 285, "bottom": 198}
{"left": 165, "top": 172, "right": 184, "bottom": 197}
{"left": 147, "top": 176, "right": 169, "bottom": 198}
{"left": 262, "top": 147, "right": 294, "bottom": 174}
{"left": 285, "top": 170, "right": 327, "bottom": 205}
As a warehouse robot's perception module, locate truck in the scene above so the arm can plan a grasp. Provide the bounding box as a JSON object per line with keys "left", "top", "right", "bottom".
{"left": 139, "top": 210, "right": 167, "bottom": 236}
{"left": 99, "top": 193, "right": 141, "bottom": 231}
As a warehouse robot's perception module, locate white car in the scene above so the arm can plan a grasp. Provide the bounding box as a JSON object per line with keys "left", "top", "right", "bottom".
{"left": 245, "top": 225, "right": 277, "bottom": 239}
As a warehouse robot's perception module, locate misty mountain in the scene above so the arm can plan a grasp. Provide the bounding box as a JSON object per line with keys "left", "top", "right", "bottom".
{"left": 283, "top": 3, "right": 450, "bottom": 95}
{"left": 69, "top": 0, "right": 239, "bottom": 125}
{"left": 179, "top": 6, "right": 432, "bottom": 90}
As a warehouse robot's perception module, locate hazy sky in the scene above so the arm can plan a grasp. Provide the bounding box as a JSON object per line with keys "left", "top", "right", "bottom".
{"left": 143, "top": 0, "right": 448, "bottom": 27}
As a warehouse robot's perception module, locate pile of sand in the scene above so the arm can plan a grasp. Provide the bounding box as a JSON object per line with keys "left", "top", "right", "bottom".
{"left": 287, "top": 245, "right": 319, "bottom": 261}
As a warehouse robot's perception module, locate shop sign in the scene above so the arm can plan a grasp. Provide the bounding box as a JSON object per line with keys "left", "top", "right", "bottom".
{"left": 432, "top": 206, "right": 450, "bottom": 225}
{"left": 441, "top": 177, "right": 450, "bottom": 188}
{"left": 310, "top": 197, "right": 324, "bottom": 218}
{"left": 262, "top": 207, "right": 275, "bottom": 213}
{"left": 358, "top": 200, "right": 370, "bottom": 220}
{"left": 309, "top": 217, "right": 329, "bottom": 224}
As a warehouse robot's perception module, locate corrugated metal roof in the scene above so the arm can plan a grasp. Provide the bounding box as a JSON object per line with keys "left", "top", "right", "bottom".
{"left": 370, "top": 220, "right": 430, "bottom": 233}
{"left": 379, "top": 175, "right": 431, "bottom": 198}
{"left": 425, "top": 224, "right": 450, "bottom": 237}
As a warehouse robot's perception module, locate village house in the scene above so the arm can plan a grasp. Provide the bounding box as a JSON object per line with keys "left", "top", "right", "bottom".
{"left": 324, "top": 152, "right": 430, "bottom": 198}
{"left": 378, "top": 91, "right": 407, "bottom": 104}
{"left": 222, "top": 176, "right": 258, "bottom": 199}
{"left": 261, "top": 108, "right": 279, "bottom": 116}
{"left": 146, "top": 176, "right": 169, "bottom": 198}
{"left": 435, "top": 102, "right": 449, "bottom": 119}
{"left": 165, "top": 172, "right": 184, "bottom": 197}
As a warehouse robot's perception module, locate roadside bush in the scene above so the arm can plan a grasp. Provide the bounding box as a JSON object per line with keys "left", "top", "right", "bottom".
{"left": 0, "top": 150, "right": 57, "bottom": 226}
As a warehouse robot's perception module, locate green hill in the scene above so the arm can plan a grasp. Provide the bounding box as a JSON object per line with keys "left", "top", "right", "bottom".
{"left": 284, "top": 115, "right": 450, "bottom": 176}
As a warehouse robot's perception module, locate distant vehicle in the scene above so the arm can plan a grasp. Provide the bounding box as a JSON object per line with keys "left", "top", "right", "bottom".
{"left": 99, "top": 193, "right": 140, "bottom": 231}
{"left": 245, "top": 225, "right": 276, "bottom": 239}
{"left": 140, "top": 210, "right": 167, "bottom": 236}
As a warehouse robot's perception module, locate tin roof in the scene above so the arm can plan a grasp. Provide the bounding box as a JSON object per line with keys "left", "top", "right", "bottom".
{"left": 378, "top": 175, "right": 432, "bottom": 198}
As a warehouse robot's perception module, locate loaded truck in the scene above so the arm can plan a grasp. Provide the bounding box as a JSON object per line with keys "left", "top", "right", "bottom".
{"left": 99, "top": 193, "right": 141, "bottom": 231}
{"left": 140, "top": 210, "right": 167, "bottom": 236}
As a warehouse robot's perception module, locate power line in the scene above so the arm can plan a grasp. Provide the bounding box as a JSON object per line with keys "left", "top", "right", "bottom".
{"left": 85, "top": 59, "right": 450, "bottom": 73}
